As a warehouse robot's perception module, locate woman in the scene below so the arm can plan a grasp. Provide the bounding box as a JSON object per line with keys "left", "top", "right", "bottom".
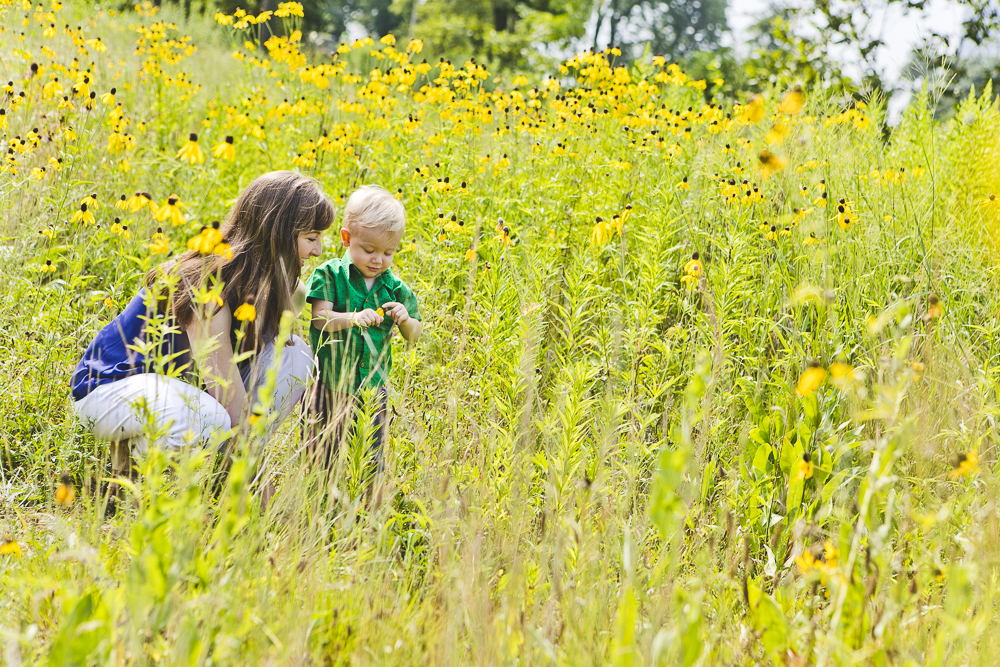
{"left": 71, "top": 171, "right": 334, "bottom": 477}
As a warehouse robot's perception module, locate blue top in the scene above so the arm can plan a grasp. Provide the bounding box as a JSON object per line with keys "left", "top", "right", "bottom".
{"left": 71, "top": 289, "right": 194, "bottom": 401}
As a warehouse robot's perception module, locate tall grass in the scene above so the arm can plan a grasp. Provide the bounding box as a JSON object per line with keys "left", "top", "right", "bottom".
{"left": 2, "top": 1, "right": 1000, "bottom": 664}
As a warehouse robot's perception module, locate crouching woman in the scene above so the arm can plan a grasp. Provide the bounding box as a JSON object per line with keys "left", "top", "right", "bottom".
{"left": 71, "top": 171, "right": 333, "bottom": 481}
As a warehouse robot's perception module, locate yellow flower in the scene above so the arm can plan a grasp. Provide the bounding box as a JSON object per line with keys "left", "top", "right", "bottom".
{"left": 99, "top": 87, "right": 116, "bottom": 105}
{"left": 41, "top": 259, "right": 57, "bottom": 273}
{"left": 949, "top": 449, "right": 980, "bottom": 479}
{"left": 834, "top": 199, "right": 857, "bottom": 230}
{"left": 126, "top": 191, "right": 152, "bottom": 212}
{"left": 0, "top": 537, "right": 21, "bottom": 556}
{"left": 153, "top": 195, "right": 185, "bottom": 226}
{"left": 70, "top": 203, "right": 96, "bottom": 225}
{"left": 494, "top": 220, "right": 512, "bottom": 246}
{"left": 149, "top": 230, "right": 170, "bottom": 255}
{"left": 766, "top": 120, "right": 790, "bottom": 145}
{"left": 375, "top": 308, "right": 385, "bottom": 317}
{"left": 927, "top": 294, "right": 943, "bottom": 320}
{"left": 187, "top": 223, "right": 223, "bottom": 254}
{"left": 794, "top": 453, "right": 814, "bottom": 481}
{"left": 465, "top": 247, "right": 476, "bottom": 262}
{"left": 590, "top": 217, "right": 612, "bottom": 245}
{"left": 795, "top": 550, "right": 817, "bottom": 573}
{"left": 981, "top": 194, "right": 1000, "bottom": 212}
{"left": 676, "top": 176, "right": 690, "bottom": 191}
{"left": 741, "top": 94, "right": 765, "bottom": 124}
{"left": 213, "top": 242, "right": 233, "bottom": 260}
{"left": 778, "top": 86, "right": 805, "bottom": 115}
{"left": 213, "top": 135, "right": 236, "bottom": 160}
{"left": 759, "top": 150, "right": 787, "bottom": 178}
{"left": 55, "top": 474, "right": 75, "bottom": 506}
{"left": 683, "top": 254, "right": 703, "bottom": 278}
{"left": 796, "top": 363, "right": 826, "bottom": 396}
{"left": 176, "top": 132, "right": 205, "bottom": 164}
{"left": 823, "top": 541, "right": 839, "bottom": 569}
{"left": 234, "top": 300, "right": 256, "bottom": 322}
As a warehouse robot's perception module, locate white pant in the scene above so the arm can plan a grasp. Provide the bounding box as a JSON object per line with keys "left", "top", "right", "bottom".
{"left": 74, "top": 335, "right": 313, "bottom": 453}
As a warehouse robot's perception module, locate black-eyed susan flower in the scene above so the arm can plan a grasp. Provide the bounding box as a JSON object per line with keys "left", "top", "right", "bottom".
{"left": 494, "top": 220, "right": 512, "bottom": 247}
{"left": 153, "top": 195, "right": 185, "bottom": 226}
{"left": 212, "top": 135, "right": 235, "bottom": 160}
{"left": 55, "top": 473, "right": 75, "bottom": 506}
{"left": 778, "top": 86, "right": 804, "bottom": 115}
{"left": 794, "top": 451, "right": 814, "bottom": 480}
{"left": 834, "top": 199, "right": 857, "bottom": 230}
{"left": 759, "top": 150, "right": 787, "bottom": 178}
{"left": 213, "top": 241, "right": 232, "bottom": 260}
{"left": 590, "top": 216, "right": 611, "bottom": 245}
{"left": 176, "top": 132, "right": 204, "bottom": 164}
{"left": 0, "top": 537, "right": 20, "bottom": 556}
{"left": 115, "top": 194, "right": 129, "bottom": 211}
{"left": 149, "top": 227, "right": 170, "bottom": 255}
{"left": 741, "top": 94, "right": 765, "bottom": 124}
{"left": 201, "top": 291, "right": 224, "bottom": 308}
{"left": 465, "top": 246, "right": 476, "bottom": 262}
{"left": 41, "top": 259, "right": 56, "bottom": 273}
{"left": 949, "top": 450, "right": 980, "bottom": 479}
{"left": 71, "top": 202, "right": 95, "bottom": 225}
{"left": 829, "top": 361, "right": 859, "bottom": 390}
{"left": 927, "top": 294, "right": 943, "bottom": 320}
{"left": 187, "top": 221, "right": 223, "bottom": 254}
{"left": 676, "top": 176, "right": 690, "bottom": 191}
{"left": 680, "top": 252, "right": 703, "bottom": 287}
{"left": 796, "top": 362, "right": 826, "bottom": 396}
{"left": 126, "top": 191, "right": 151, "bottom": 212}
{"left": 99, "top": 87, "right": 115, "bottom": 105}
{"left": 234, "top": 297, "right": 256, "bottom": 322}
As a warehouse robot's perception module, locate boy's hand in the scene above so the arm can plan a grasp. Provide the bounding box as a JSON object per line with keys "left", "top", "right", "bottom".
{"left": 352, "top": 308, "right": 384, "bottom": 328}
{"left": 381, "top": 302, "right": 410, "bottom": 325}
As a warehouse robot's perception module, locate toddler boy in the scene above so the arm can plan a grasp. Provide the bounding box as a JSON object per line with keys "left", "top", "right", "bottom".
{"left": 306, "top": 186, "right": 422, "bottom": 468}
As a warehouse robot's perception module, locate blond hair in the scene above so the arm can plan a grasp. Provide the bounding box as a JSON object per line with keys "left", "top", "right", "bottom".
{"left": 343, "top": 185, "right": 405, "bottom": 234}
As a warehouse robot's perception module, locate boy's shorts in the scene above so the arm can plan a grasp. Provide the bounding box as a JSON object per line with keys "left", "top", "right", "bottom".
{"left": 306, "top": 384, "right": 389, "bottom": 472}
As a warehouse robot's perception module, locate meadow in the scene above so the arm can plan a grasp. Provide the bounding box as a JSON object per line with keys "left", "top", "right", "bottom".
{"left": 3, "top": 0, "right": 1000, "bottom": 664}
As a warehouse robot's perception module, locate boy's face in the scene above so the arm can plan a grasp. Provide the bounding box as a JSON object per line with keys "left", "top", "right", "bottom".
{"left": 341, "top": 225, "right": 403, "bottom": 279}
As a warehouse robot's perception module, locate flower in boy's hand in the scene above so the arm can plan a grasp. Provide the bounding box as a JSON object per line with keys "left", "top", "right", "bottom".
{"left": 353, "top": 309, "right": 383, "bottom": 328}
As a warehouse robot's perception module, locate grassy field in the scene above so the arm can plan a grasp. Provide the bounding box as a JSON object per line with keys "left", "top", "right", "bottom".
{"left": 3, "top": 1, "right": 1000, "bottom": 664}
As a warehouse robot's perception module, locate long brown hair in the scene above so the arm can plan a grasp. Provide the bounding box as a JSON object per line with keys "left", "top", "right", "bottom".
{"left": 147, "top": 171, "right": 335, "bottom": 349}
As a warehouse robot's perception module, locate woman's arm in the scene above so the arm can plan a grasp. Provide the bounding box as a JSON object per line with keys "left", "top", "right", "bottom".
{"left": 292, "top": 279, "right": 308, "bottom": 316}
{"left": 186, "top": 304, "right": 247, "bottom": 429}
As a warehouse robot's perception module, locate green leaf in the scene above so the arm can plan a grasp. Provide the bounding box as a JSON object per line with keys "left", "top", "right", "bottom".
{"left": 747, "top": 580, "right": 790, "bottom": 663}
{"left": 752, "top": 443, "right": 773, "bottom": 477}
{"left": 48, "top": 590, "right": 110, "bottom": 667}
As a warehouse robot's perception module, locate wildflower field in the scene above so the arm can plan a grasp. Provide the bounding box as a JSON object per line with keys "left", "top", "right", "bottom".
{"left": 4, "top": 0, "right": 1000, "bottom": 663}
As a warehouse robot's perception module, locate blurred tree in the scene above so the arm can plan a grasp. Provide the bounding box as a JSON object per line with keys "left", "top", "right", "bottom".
{"left": 387, "top": 0, "right": 591, "bottom": 70}
{"left": 741, "top": 0, "right": 1000, "bottom": 101}
{"left": 741, "top": 7, "right": 857, "bottom": 94}
{"left": 591, "top": 0, "right": 728, "bottom": 61}
{"left": 325, "top": 0, "right": 404, "bottom": 39}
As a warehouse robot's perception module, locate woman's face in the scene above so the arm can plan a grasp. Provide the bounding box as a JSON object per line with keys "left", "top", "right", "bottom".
{"left": 297, "top": 230, "right": 323, "bottom": 267}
